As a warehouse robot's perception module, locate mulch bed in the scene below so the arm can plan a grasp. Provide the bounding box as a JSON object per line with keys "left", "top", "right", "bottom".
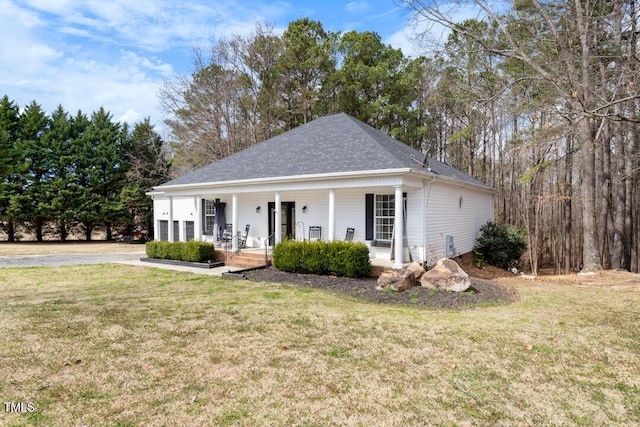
{"left": 244, "top": 266, "right": 519, "bottom": 309}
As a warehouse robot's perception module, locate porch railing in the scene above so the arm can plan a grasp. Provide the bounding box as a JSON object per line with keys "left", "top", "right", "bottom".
{"left": 223, "top": 232, "right": 275, "bottom": 267}
{"left": 264, "top": 233, "right": 275, "bottom": 266}
{"left": 222, "top": 232, "right": 239, "bottom": 261}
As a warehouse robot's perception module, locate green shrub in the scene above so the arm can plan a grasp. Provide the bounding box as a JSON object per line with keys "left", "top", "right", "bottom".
{"left": 272, "top": 240, "right": 304, "bottom": 273}
{"left": 145, "top": 241, "right": 158, "bottom": 258}
{"left": 302, "top": 240, "right": 329, "bottom": 275}
{"left": 182, "top": 240, "right": 215, "bottom": 262}
{"left": 146, "top": 241, "right": 171, "bottom": 259}
{"left": 145, "top": 241, "right": 215, "bottom": 262}
{"left": 273, "top": 240, "right": 370, "bottom": 278}
{"left": 474, "top": 221, "right": 527, "bottom": 269}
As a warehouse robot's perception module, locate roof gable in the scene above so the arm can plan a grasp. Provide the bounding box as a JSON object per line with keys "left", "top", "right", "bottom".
{"left": 158, "top": 113, "right": 489, "bottom": 189}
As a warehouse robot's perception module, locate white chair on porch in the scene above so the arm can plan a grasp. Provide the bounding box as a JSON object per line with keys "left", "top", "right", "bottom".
{"left": 238, "top": 224, "right": 250, "bottom": 248}
{"left": 309, "top": 226, "right": 322, "bottom": 242}
{"left": 345, "top": 227, "right": 355, "bottom": 241}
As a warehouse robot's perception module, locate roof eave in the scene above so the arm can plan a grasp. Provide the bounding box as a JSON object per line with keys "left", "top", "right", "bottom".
{"left": 150, "top": 168, "right": 413, "bottom": 194}
{"left": 407, "top": 169, "right": 494, "bottom": 193}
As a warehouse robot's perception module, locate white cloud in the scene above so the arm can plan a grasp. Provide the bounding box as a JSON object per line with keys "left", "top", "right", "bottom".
{"left": 346, "top": 2, "right": 370, "bottom": 14}
{"left": 2, "top": 0, "right": 432, "bottom": 137}
{"left": 387, "top": 29, "right": 424, "bottom": 58}
{"left": 388, "top": 2, "right": 490, "bottom": 58}
{"left": 0, "top": 0, "right": 187, "bottom": 130}
{"left": 121, "top": 51, "right": 174, "bottom": 75}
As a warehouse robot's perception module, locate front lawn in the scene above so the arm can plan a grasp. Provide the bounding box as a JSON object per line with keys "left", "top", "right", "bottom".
{"left": 1, "top": 265, "right": 639, "bottom": 426}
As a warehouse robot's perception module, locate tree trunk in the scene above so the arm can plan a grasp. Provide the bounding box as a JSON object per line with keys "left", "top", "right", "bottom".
{"left": 35, "top": 221, "right": 43, "bottom": 242}
{"left": 7, "top": 220, "right": 15, "bottom": 242}
{"left": 577, "top": 116, "right": 602, "bottom": 271}
{"left": 564, "top": 137, "right": 573, "bottom": 274}
{"left": 597, "top": 122, "right": 611, "bottom": 269}
{"left": 630, "top": 121, "right": 639, "bottom": 273}
{"left": 59, "top": 221, "right": 68, "bottom": 242}
{"left": 84, "top": 221, "right": 93, "bottom": 241}
{"left": 610, "top": 116, "right": 626, "bottom": 270}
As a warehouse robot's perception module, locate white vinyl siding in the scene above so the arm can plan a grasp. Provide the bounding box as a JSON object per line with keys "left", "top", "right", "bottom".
{"left": 423, "top": 182, "right": 493, "bottom": 264}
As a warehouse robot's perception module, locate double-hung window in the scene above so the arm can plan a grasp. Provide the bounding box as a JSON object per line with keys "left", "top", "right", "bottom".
{"left": 375, "top": 194, "right": 395, "bottom": 241}
{"left": 204, "top": 200, "right": 215, "bottom": 235}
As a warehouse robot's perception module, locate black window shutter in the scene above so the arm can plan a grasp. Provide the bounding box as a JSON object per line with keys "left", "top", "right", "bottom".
{"left": 201, "top": 198, "right": 206, "bottom": 233}
{"left": 365, "top": 193, "right": 374, "bottom": 240}
{"left": 173, "top": 220, "right": 180, "bottom": 242}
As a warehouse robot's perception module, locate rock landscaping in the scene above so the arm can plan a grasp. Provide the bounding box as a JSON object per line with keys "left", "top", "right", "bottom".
{"left": 245, "top": 259, "right": 518, "bottom": 309}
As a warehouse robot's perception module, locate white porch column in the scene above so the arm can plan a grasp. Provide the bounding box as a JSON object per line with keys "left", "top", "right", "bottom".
{"left": 232, "top": 194, "right": 238, "bottom": 252}
{"left": 393, "top": 185, "right": 404, "bottom": 269}
{"left": 195, "top": 196, "right": 202, "bottom": 241}
{"left": 275, "top": 192, "right": 282, "bottom": 244}
{"left": 168, "top": 196, "right": 174, "bottom": 242}
{"left": 328, "top": 189, "right": 335, "bottom": 241}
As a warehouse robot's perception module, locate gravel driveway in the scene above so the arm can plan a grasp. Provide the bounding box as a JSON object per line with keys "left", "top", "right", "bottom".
{"left": 0, "top": 252, "right": 145, "bottom": 268}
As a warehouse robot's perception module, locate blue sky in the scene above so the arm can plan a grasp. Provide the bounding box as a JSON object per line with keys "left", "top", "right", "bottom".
{"left": 0, "top": 0, "right": 436, "bottom": 137}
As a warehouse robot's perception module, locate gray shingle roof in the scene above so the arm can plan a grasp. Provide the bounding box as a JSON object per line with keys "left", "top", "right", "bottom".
{"left": 157, "top": 113, "right": 491, "bottom": 190}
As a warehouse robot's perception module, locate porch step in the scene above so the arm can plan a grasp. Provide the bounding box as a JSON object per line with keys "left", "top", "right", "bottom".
{"left": 219, "top": 250, "right": 271, "bottom": 269}
{"left": 371, "top": 264, "right": 390, "bottom": 277}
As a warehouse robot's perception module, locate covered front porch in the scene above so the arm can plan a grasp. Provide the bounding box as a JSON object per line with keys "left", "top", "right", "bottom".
{"left": 153, "top": 180, "right": 422, "bottom": 269}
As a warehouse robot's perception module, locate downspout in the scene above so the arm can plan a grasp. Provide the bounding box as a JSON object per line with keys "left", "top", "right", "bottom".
{"left": 422, "top": 176, "right": 437, "bottom": 269}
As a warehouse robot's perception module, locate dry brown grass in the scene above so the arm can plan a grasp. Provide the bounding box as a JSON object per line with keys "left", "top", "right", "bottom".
{"left": 0, "top": 242, "right": 145, "bottom": 256}
{"left": 1, "top": 265, "right": 639, "bottom": 426}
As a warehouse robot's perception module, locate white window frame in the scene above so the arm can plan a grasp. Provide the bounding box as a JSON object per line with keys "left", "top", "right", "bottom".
{"left": 375, "top": 194, "right": 395, "bottom": 242}
{"left": 204, "top": 200, "right": 215, "bottom": 234}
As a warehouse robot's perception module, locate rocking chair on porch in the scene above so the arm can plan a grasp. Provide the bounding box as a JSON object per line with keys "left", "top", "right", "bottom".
{"left": 238, "top": 224, "right": 250, "bottom": 248}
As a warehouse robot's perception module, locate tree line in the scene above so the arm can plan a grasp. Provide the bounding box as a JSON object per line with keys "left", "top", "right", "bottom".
{"left": 162, "top": 3, "right": 640, "bottom": 273}
{"left": 0, "top": 96, "right": 171, "bottom": 241}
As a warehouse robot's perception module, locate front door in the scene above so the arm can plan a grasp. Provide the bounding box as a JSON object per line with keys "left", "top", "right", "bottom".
{"left": 268, "top": 202, "right": 295, "bottom": 244}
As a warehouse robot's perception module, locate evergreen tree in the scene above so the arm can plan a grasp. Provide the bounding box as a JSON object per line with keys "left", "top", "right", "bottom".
{"left": 0, "top": 96, "right": 22, "bottom": 241}
{"left": 278, "top": 18, "right": 337, "bottom": 127}
{"left": 77, "top": 107, "right": 127, "bottom": 240}
{"left": 13, "top": 101, "right": 51, "bottom": 241}
{"left": 44, "top": 105, "right": 77, "bottom": 240}
{"left": 334, "top": 31, "right": 417, "bottom": 140}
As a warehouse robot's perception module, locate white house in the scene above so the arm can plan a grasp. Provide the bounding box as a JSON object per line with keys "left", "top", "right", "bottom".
{"left": 148, "top": 113, "right": 494, "bottom": 269}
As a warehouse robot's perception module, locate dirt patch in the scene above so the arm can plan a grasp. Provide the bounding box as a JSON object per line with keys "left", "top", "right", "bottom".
{"left": 456, "top": 258, "right": 515, "bottom": 280}
{"left": 245, "top": 267, "right": 519, "bottom": 309}
{"left": 526, "top": 270, "right": 640, "bottom": 290}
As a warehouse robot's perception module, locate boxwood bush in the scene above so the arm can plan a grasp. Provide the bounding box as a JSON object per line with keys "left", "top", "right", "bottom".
{"left": 474, "top": 221, "right": 527, "bottom": 269}
{"left": 145, "top": 241, "right": 215, "bottom": 262}
{"left": 273, "top": 240, "right": 370, "bottom": 278}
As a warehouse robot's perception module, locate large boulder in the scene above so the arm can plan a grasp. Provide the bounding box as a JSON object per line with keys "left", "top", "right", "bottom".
{"left": 376, "top": 268, "right": 416, "bottom": 292}
{"left": 376, "top": 270, "right": 414, "bottom": 292}
{"left": 420, "top": 258, "right": 471, "bottom": 292}
{"left": 405, "top": 262, "right": 426, "bottom": 281}
{"left": 375, "top": 262, "right": 429, "bottom": 292}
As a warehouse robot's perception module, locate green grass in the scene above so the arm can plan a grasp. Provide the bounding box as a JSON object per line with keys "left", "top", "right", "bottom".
{"left": 1, "top": 264, "right": 639, "bottom": 426}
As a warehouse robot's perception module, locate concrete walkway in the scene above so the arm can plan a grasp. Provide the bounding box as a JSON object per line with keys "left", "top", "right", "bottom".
{"left": 0, "top": 252, "right": 146, "bottom": 268}
{"left": 117, "top": 259, "right": 244, "bottom": 276}
{"left": 0, "top": 252, "right": 244, "bottom": 276}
